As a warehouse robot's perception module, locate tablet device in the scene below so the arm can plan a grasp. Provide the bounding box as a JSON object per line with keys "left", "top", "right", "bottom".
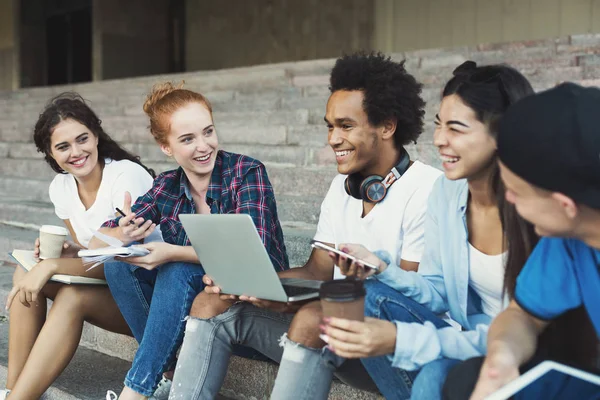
{"left": 486, "top": 360, "right": 600, "bottom": 400}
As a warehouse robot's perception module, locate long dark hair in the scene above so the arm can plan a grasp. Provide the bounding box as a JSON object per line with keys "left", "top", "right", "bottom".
{"left": 33, "top": 92, "right": 155, "bottom": 178}
{"left": 442, "top": 60, "right": 536, "bottom": 294}
{"left": 444, "top": 61, "right": 598, "bottom": 368}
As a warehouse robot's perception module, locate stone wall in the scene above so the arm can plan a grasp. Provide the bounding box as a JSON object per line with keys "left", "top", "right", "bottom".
{"left": 374, "top": 0, "right": 600, "bottom": 53}
{"left": 0, "top": 0, "right": 17, "bottom": 91}
{"left": 93, "top": 0, "right": 170, "bottom": 80}
{"left": 185, "top": 0, "right": 374, "bottom": 71}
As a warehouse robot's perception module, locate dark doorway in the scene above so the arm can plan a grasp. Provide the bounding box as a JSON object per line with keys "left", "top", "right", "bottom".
{"left": 168, "top": 0, "right": 186, "bottom": 73}
{"left": 46, "top": 7, "right": 92, "bottom": 85}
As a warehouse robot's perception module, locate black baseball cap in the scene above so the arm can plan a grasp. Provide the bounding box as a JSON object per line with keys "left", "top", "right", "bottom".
{"left": 498, "top": 82, "right": 600, "bottom": 209}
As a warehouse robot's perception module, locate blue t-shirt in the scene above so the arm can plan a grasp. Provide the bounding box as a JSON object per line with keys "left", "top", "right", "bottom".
{"left": 515, "top": 237, "right": 600, "bottom": 338}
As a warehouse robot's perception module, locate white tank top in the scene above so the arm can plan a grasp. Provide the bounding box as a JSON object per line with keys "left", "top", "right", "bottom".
{"left": 468, "top": 243, "right": 507, "bottom": 318}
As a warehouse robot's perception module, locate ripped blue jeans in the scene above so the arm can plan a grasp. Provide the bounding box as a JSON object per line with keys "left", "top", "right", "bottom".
{"left": 169, "top": 303, "right": 294, "bottom": 399}
{"left": 170, "top": 301, "right": 377, "bottom": 400}
{"left": 104, "top": 261, "right": 205, "bottom": 396}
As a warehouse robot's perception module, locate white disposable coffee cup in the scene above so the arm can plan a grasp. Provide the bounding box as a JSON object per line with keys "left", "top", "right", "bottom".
{"left": 39, "top": 225, "right": 68, "bottom": 259}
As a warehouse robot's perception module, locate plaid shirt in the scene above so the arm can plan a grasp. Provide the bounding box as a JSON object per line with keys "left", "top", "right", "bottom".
{"left": 102, "top": 150, "right": 289, "bottom": 271}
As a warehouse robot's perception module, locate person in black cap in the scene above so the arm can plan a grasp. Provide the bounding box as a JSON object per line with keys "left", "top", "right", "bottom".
{"left": 448, "top": 82, "right": 600, "bottom": 399}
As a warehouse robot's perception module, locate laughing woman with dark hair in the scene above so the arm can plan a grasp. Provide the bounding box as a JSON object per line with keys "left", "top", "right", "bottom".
{"left": 2, "top": 93, "right": 157, "bottom": 399}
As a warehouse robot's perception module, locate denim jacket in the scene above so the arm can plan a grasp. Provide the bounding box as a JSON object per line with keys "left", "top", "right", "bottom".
{"left": 374, "top": 176, "right": 493, "bottom": 371}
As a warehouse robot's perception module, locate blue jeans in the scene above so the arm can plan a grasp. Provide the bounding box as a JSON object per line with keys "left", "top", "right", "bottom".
{"left": 361, "top": 280, "right": 452, "bottom": 400}
{"left": 169, "top": 302, "right": 295, "bottom": 399}
{"left": 104, "top": 260, "right": 205, "bottom": 396}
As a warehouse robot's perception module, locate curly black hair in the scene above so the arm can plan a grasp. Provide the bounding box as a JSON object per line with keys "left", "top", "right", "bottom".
{"left": 329, "top": 51, "right": 425, "bottom": 148}
{"left": 34, "top": 92, "right": 155, "bottom": 178}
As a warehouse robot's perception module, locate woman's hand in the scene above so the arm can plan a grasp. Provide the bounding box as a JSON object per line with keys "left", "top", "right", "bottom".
{"left": 123, "top": 242, "right": 174, "bottom": 270}
{"left": 117, "top": 192, "right": 156, "bottom": 245}
{"left": 34, "top": 238, "right": 77, "bottom": 261}
{"left": 330, "top": 244, "right": 388, "bottom": 279}
{"left": 6, "top": 259, "right": 56, "bottom": 309}
{"left": 320, "top": 317, "right": 397, "bottom": 358}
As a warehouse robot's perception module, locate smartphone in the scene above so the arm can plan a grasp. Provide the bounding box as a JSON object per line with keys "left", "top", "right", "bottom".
{"left": 310, "top": 240, "right": 380, "bottom": 271}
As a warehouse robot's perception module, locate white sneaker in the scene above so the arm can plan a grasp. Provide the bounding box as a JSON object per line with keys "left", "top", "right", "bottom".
{"left": 106, "top": 390, "right": 117, "bottom": 400}
{"left": 149, "top": 377, "right": 172, "bottom": 400}
{"left": 0, "top": 389, "right": 10, "bottom": 400}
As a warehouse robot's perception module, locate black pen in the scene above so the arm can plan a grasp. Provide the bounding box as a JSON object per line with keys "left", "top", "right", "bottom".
{"left": 115, "top": 208, "right": 136, "bottom": 225}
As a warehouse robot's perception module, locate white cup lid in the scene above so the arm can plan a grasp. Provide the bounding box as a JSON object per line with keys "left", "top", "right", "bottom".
{"left": 40, "top": 225, "right": 68, "bottom": 236}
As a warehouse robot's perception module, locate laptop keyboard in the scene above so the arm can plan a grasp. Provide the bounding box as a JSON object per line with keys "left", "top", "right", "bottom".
{"left": 282, "top": 284, "right": 319, "bottom": 297}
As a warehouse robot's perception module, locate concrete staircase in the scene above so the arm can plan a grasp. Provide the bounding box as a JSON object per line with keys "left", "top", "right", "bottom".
{"left": 1, "top": 33, "right": 600, "bottom": 398}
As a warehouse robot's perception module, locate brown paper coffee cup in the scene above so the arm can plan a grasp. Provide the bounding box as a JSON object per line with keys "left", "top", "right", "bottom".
{"left": 320, "top": 279, "right": 366, "bottom": 321}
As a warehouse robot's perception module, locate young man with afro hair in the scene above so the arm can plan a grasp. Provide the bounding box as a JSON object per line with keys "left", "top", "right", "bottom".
{"left": 168, "top": 52, "right": 442, "bottom": 399}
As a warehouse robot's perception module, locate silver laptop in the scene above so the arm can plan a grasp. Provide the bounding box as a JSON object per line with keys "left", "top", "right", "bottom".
{"left": 179, "top": 214, "right": 322, "bottom": 302}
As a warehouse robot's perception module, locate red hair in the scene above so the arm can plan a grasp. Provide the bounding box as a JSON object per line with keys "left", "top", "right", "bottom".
{"left": 143, "top": 82, "right": 212, "bottom": 145}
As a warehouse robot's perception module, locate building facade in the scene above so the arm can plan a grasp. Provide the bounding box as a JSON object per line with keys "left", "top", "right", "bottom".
{"left": 1, "top": 0, "right": 599, "bottom": 91}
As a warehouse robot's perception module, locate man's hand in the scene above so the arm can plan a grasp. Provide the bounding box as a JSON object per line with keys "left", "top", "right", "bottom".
{"left": 6, "top": 259, "right": 55, "bottom": 309}
{"left": 332, "top": 243, "right": 387, "bottom": 279}
{"left": 320, "top": 316, "right": 396, "bottom": 358}
{"left": 237, "top": 295, "right": 301, "bottom": 313}
{"left": 201, "top": 276, "right": 300, "bottom": 312}
{"left": 202, "top": 275, "right": 239, "bottom": 301}
{"left": 123, "top": 242, "right": 174, "bottom": 270}
{"left": 470, "top": 343, "right": 520, "bottom": 400}
{"left": 117, "top": 192, "right": 156, "bottom": 245}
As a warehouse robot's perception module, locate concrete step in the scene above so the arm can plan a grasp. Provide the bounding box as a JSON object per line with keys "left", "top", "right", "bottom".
{"left": 0, "top": 63, "right": 295, "bottom": 104}
{"left": 0, "top": 225, "right": 41, "bottom": 264}
{"left": 0, "top": 292, "right": 231, "bottom": 399}
{"left": 0, "top": 115, "right": 327, "bottom": 146}
{"left": 0, "top": 274, "right": 132, "bottom": 398}
{"left": 0, "top": 337, "right": 129, "bottom": 400}
{"left": 0, "top": 86, "right": 328, "bottom": 116}
{"left": 0, "top": 198, "right": 61, "bottom": 227}
{"left": 1, "top": 141, "right": 333, "bottom": 167}
{"left": 0, "top": 160, "right": 338, "bottom": 198}
{"left": 0, "top": 177, "right": 51, "bottom": 203}
{"left": 0, "top": 193, "right": 322, "bottom": 231}
{"left": 0, "top": 132, "right": 423, "bottom": 173}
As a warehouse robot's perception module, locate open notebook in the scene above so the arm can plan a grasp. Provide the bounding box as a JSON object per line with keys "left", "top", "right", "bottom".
{"left": 9, "top": 250, "right": 107, "bottom": 285}
{"left": 78, "top": 245, "right": 149, "bottom": 271}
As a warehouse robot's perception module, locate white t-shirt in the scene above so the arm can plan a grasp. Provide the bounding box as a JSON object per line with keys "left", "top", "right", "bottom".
{"left": 313, "top": 161, "right": 442, "bottom": 279}
{"left": 48, "top": 159, "right": 155, "bottom": 248}
{"left": 468, "top": 243, "right": 507, "bottom": 318}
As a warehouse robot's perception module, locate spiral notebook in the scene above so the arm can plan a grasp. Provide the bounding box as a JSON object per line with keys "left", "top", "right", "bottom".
{"left": 9, "top": 250, "right": 107, "bottom": 285}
